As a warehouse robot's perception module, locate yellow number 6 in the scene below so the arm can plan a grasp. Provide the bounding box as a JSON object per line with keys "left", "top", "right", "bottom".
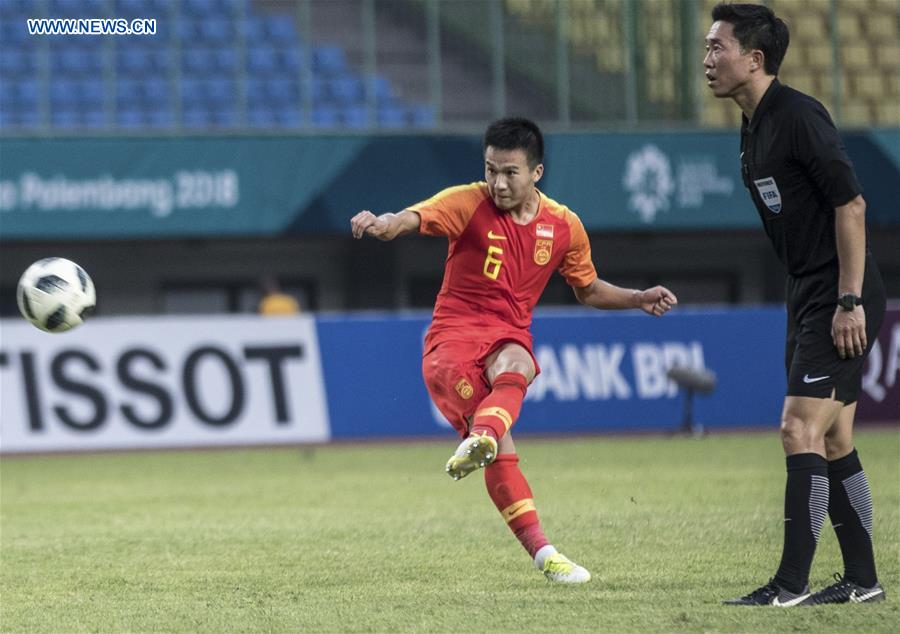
{"left": 483, "top": 245, "right": 503, "bottom": 280}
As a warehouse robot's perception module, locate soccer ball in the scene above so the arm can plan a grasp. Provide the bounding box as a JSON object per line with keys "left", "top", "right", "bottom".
{"left": 16, "top": 257, "right": 96, "bottom": 333}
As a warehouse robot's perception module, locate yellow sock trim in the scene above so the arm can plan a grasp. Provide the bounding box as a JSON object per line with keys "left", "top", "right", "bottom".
{"left": 475, "top": 406, "right": 513, "bottom": 432}
{"left": 501, "top": 498, "right": 536, "bottom": 523}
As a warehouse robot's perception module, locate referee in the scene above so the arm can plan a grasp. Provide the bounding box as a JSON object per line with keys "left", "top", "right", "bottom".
{"left": 704, "top": 4, "right": 886, "bottom": 606}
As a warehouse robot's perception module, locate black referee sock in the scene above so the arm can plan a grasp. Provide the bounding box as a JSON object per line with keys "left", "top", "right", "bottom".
{"left": 774, "top": 453, "right": 829, "bottom": 594}
{"left": 827, "top": 448, "right": 878, "bottom": 587}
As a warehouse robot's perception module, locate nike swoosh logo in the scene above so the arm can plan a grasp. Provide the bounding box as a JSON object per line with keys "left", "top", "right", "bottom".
{"left": 772, "top": 592, "right": 810, "bottom": 607}
{"left": 849, "top": 588, "right": 883, "bottom": 603}
{"left": 487, "top": 230, "right": 507, "bottom": 240}
{"left": 506, "top": 503, "right": 527, "bottom": 516}
{"left": 803, "top": 374, "right": 830, "bottom": 384}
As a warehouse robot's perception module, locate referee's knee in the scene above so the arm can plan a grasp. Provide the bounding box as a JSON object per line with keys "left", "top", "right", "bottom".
{"left": 780, "top": 414, "right": 823, "bottom": 453}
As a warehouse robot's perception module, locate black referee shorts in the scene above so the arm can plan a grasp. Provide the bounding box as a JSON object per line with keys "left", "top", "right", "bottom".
{"left": 785, "top": 254, "right": 886, "bottom": 404}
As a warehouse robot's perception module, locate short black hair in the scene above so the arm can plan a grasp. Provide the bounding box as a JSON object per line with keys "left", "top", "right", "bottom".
{"left": 483, "top": 117, "right": 544, "bottom": 169}
{"left": 711, "top": 3, "right": 790, "bottom": 75}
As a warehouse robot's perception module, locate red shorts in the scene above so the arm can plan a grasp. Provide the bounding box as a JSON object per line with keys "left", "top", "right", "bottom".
{"left": 421, "top": 327, "right": 539, "bottom": 438}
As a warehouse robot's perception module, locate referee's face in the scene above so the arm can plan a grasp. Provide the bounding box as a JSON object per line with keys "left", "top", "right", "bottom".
{"left": 704, "top": 20, "right": 753, "bottom": 98}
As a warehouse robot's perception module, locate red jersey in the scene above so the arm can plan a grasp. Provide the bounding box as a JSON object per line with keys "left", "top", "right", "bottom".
{"left": 409, "top": 182, "right": 597, "bottom": 345}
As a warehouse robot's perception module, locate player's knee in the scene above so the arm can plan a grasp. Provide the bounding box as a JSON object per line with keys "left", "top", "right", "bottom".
{"left": 779, "top": 414, "right": 821, "bottom": 450}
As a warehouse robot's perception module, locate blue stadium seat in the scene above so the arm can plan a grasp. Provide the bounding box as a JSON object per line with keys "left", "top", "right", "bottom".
{"left": 0, "top": 50, "right": 36, "bottom": 77}
{"left": 242, "top": 16, "right": 266, "bottom": 43}
{"left": 182, "top": 107, "right": 212, "bottom": 128}
{"left": 118, "top": 48, "right": 152, "bottom": 74}
{"left": 180, "top": 78, "right": 205, "bottom": 106}
{"left": 248, "top": 108, "right": 277, "bottom": 128}
{"left": 210, "top": 106, "right": 237, "bottom": 127}
{"left": 117, "top": 0, "right": 171, "bottom": 16}
{"left": 247, "top": 46, "right": 277, "bottom": 75}
{"left": 371, "top": 75, "right": 394, "bottom": 105}
{"left": 0, "top": 18, "right": 29, "bottom": 44}
{"left": 116, "top": 108, "right": 144, "bottom": 128}
{"left": 266, "top": 15, "right": 297, "bottom": 44}
{"left": 50, "top": 80, "right": 79, "bottom": 107}
{"left": 330, "top": 76, "right": 363, "bottom": 106}
{"left": 278, "top": 47, "right": 302, "bottom": 73}
{"left": 203, "top": 78, "right": 235, "bottom": 105}
{"left": 265, "top": 78, "right": 300, "bottom": 105}
{"left": 50, "top": 0, "right": 106, "bottom": 16}
{"left": 275, "top": 105, "right": 301, "bottom": 127}
{"left": 76, "top": 79, "right": 105, "bottom": 106}
{"left": 199, "top": 18, "right": 232, "bottom": 43}
{"left": 52, "top": 48, "right": 103, "bottom": 76}
{"left": 0, "top": 79, "right": 36, "bottom": 108}
{"left": 312, "top": 78, "right": 332, "bottom": 105}
{"left": 143, "top": 78, "right": 169, "bottom": 105}
{"left": 341, "top": 106, "right": 368, "bottom": 128}
{"left": 178, "top": 19, "right": 200, "bottom": 41}
{"left": 182, "top": 47, "right": 216, "bottom": 76}
{"left": 146, "top": 108, "right": 173, "bottom": 128}
{"left": 313, "top": 45, "right": 346, "bottom": 76}
{"left": 378, "top": 105, "right": 407, "bottom": 128}
{"left": 0, "top": 0, "right": 34, "bottom": 17}
{"left": 410, "top": 104, "right": 436, "bottom": 128}
{"left": 183, "top": 0, "right": 217, "bottom": 15}
{"left": 116, "top": 79, "right": 143, "bottom": 106}
{"left": 312, "top": 105, "right": 340, "bottom": 128}
{"left": 213, "top": 48, "right": 237, "bottom": 74}
{"left": 82, "top": 108, "right": 106, "bottom": 128}
{"left": 51, "top": 109, "right": 81, "bottom": 129}
{"left": 0, "top": 109, "right": 39, "bottom": 128}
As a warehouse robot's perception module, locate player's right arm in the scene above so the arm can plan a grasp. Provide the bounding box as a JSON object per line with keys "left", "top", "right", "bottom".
{"left": 350, "top": 209, "right": 421, "bottom": 241}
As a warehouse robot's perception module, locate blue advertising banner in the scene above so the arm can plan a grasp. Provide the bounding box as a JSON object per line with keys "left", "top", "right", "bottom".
{"left": 318, "top": 307, "right": 788, "bottom": 439}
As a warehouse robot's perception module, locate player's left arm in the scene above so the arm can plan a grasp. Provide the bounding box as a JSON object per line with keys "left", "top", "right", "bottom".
{"left": 832, "top": 194, "right": 867, "bottom": 359}
{"left": 573, "top": 278, "right": 677, "bottom": 317}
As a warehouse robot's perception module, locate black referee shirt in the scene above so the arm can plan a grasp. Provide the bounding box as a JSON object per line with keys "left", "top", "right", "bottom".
{"left": 740, "top": 79, "right": 862, "bottom": 277}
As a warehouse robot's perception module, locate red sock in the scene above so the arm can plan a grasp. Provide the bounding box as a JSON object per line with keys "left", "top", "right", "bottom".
{"left": 484, "top": 453, "right": 549, "bottom": 558}
{"left": 470, "top": 372, "right": 527, "bottom": 441}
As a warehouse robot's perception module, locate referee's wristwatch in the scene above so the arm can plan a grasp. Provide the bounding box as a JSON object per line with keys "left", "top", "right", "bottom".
{"left": 838, "top": 293, "right": 863, "bottom": 311}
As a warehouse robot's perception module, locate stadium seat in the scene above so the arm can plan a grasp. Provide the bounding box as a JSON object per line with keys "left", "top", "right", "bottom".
{"left": 116, "top": 108, "right": 144, "bottom": 127}
{"left": 313, "top": 45, "right": 347, "bottom": 76}
{"left": 0, "top": 79, "right": 37, "bottom": 108}
{"left": 0, "top": 18, "right": 29, "bottom": 44}
{"left": 50, "top": 0, "right": 106, "bottom": 16}
{"left": 330, "top": 76, "right": 364, "bottom": 106}
{"left": 180, "top": 78, "right": 206, "bottom": 106}
{"left": 248, "top": 108, "right": 277, "bottom": 128}
{"left": 266, "top": 15, "right": 297, "bottom": 44}
{"left": 0, "top": 50, "right": 36, "bottom": 77}
{"left": 146, "top": 107, "right": 173, "bottom": 128}
{"left": 242, "top": 15, "right": 266, "bottom": 42}
{"left": 0, "top": 0, "right": 34, "bottom": 17}
{"left": 51, "top": 109, "right": 81, "bottom": 129}
{"left": 247, "top": 46, "right": 278, "bottom": 75}
{"left": 312, "top": 105, "right": 340, "bottom": 128}
{"left": 378, "top": 105, "right": 407, "bottom": 128}
{"left": 81, "top": 108, "right": 107, "bottom": 129}
{"left": 213, "top": 48, "right": 237, "bottom": 74}
{"left": 341, "top": 106, "right": 369, "bottom": 128}
{"left": 265, "top": 78, "right": 300, "bottom": 105}
{"left": 143, "top": 78, "right": 169, "bottom": 105}
{"left": 52, "top": 48, "right": 103, "bottom": 77}
{"left": 182, "top": 47, "right": 217, "bottom": 76}
{"left": 183, "top": 0, "right": 217, "bottom": 16}
{"left": 203, "top": 78, "right": 236, "bottom": 105}
{"left": 199, "top": 18, "right": 232, "bottom": 43}
{"left": 182, "top": 107, "right": 212, "bottom": 128}
{"left": 0, "top": 109, "right": 39, "bottom": 128}
{"left": 410, "top": 104, "right": 436, "bottom": 128}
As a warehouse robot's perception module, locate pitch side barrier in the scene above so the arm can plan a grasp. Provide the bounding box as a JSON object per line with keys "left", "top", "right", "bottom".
{"left": 1, "top": 306, "right": 897, "bottom": 453}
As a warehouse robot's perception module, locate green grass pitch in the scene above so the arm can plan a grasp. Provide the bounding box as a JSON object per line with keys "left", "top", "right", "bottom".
{"left": 2, "top": 428, "right": 897, "bottom": 632}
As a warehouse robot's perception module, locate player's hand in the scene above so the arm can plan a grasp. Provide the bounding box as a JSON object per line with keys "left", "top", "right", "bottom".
{"left": 351, "top": 210, "right": 391, "bottom": 240}
{"left": 637, "top": 286, "right": 677, "bottom": 317}
{"left": 832, "top": 306, "right": 866, "bottom": 359}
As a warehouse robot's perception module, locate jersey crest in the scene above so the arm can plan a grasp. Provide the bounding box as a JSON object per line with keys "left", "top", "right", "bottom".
{"left": 534, "top": 239, "right": 553, "bottom": 266}
{"left": 753, "top": 176, "right": 782, "bottom": 213}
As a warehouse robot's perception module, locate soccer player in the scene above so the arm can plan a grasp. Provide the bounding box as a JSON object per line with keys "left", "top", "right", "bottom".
{"left": 350, "top": 117, "right": 678, "bottom": 583}
{"left": 704, "top": 3, "right": 887, "bottom": 606}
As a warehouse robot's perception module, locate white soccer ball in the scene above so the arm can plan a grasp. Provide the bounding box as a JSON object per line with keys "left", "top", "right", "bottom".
{"left": 16, "top": 257, "right": 96, "bottom": 333}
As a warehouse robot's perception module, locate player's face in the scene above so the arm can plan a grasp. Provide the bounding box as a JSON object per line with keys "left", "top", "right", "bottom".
{"left": 704, "top": 21, "right": 754, "bottom": 98}
{"left": 484, "top": 146, "right": 542, "bottom": 211}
